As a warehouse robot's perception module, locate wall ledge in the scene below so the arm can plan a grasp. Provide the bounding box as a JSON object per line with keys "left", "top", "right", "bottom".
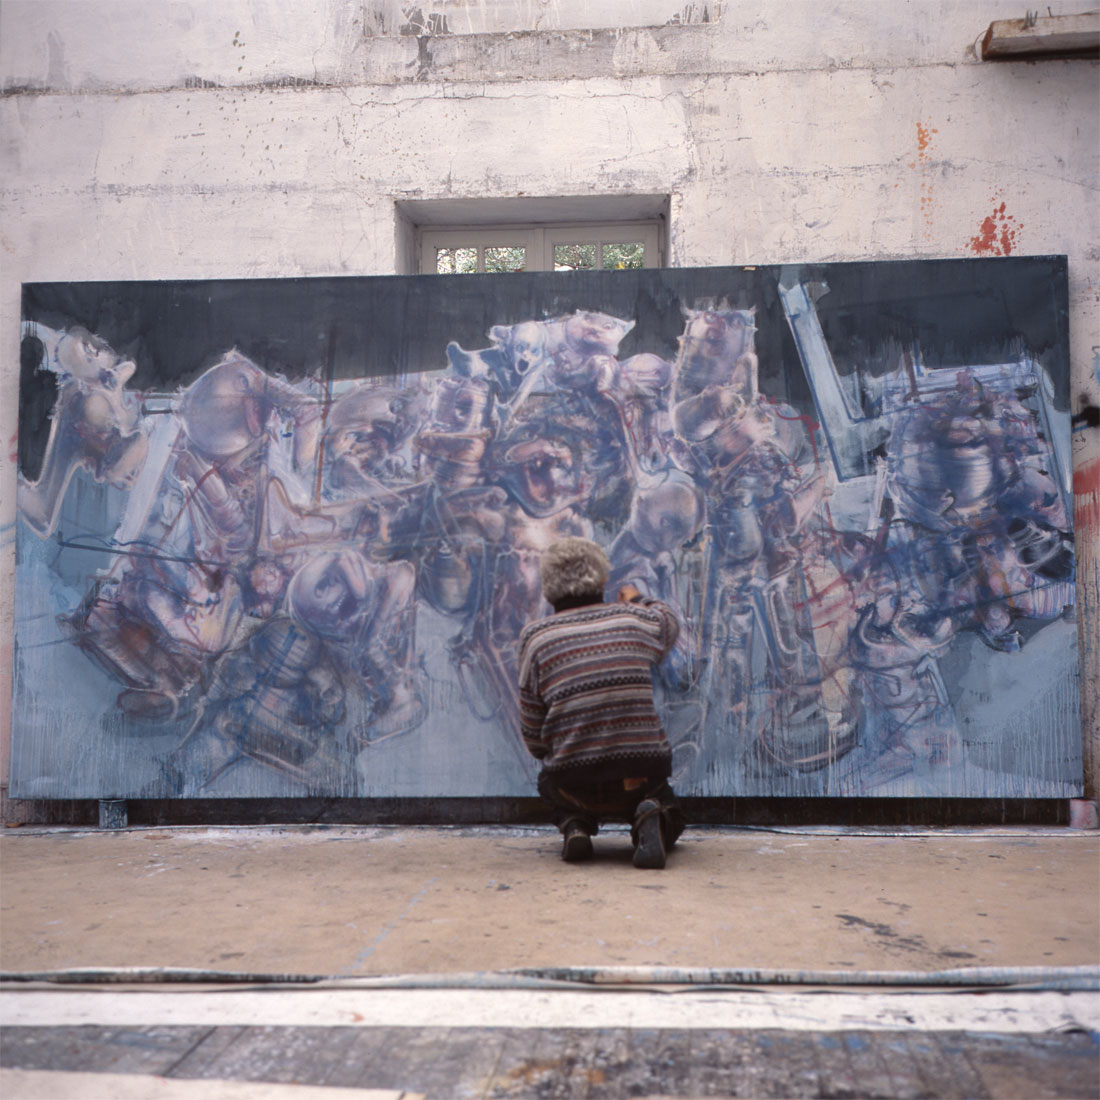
{"left": 981, "top": 11, "right": 1100, "bottom": 61}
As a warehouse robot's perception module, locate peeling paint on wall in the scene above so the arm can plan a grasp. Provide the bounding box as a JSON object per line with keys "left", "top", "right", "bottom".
{"left": 359, "top": 0, "right": 722, "bottom": 38}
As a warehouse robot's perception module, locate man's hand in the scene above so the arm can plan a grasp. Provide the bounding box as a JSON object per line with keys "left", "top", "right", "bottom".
{"left": 617, "top": 584, "right": 643, "bottom": 604}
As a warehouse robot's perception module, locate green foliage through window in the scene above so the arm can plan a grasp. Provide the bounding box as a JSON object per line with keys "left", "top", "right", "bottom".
{"left": 603, "top": 242, "right": 645, "bottom": 269}
{"left": 485, "top": 246, "right": 526, "bottom": 273}
{"left": 554, "top": 244, "right": 597, "bottom": 271}
{"left": 436, "top": 239, "right": 647, "bottom": 274}
{"left": 435, "top": 247, "right": 478, "bottom": 274}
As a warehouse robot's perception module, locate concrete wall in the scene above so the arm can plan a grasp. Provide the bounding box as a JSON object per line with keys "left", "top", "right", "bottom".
{"left": 2, "top": 0, "right": 1097, "bottom": 805}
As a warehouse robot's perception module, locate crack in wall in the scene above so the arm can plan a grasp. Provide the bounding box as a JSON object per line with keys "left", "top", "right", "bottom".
{"left": 1, "top": 56, "right": 983, "bottom": 100}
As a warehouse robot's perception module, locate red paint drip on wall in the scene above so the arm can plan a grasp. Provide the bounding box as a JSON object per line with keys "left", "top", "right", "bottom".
{"left": 1074, "top": 457, "right": 1100, "bottom": 533}
{"left": 968, "top": 199, "right": 1022, "bottom": 256}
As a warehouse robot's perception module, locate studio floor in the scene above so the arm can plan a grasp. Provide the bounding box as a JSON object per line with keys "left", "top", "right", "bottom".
{"left": 1, "top": 823, "right": 1098, "bottom": 1098}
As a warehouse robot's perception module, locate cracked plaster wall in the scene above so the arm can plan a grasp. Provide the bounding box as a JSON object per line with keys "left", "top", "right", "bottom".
{"left": 1, "top": 0, "right": 1097, "bottom": 802}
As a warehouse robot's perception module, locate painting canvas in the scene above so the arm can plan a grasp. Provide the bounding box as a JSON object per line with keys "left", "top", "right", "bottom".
{"left": 11, "top": 259, "right": 1081, "bottom": 799}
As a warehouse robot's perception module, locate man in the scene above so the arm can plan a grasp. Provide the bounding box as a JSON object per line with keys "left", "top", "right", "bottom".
{"left": 518, "top": 536, "right": 685, "bottom": 868}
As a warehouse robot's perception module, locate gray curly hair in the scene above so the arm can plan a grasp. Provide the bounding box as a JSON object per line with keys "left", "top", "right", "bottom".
{"left": 540, "top": 537, "right": 610, "bottom": 604}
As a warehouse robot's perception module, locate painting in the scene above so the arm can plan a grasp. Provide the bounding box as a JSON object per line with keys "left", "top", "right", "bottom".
{"left": 11, "top": 259, "right": 1081, "bottom": 799}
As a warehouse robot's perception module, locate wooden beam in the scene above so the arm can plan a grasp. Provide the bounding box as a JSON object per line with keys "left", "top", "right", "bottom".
{"left": 981, "top": 11, "right": 1100, "bottom": 60}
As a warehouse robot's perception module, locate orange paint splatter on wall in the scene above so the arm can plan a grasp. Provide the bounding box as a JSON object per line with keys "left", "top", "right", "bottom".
{"left": 913, "top": 121, "right": 939, "bottom": 239}
{"left": 968, "top": 200, "right": 1022, "bottom": 256}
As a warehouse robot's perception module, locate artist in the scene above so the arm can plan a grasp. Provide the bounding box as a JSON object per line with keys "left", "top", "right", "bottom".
{"left": 517, "top": 536, "right": 686, "bottom": 868}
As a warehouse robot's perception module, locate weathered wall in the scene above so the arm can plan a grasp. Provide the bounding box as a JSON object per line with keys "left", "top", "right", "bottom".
{"left": 2, "top": 0, "right": 1097, "bottom": 804}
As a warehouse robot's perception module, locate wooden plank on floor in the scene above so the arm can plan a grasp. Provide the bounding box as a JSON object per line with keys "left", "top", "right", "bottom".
{"left": 674, "top": 1029, "right": 756, "bottom": 1096}
{"left": 0, "top": 1068, "right": 418, "bottom": 1099}
{"left": 924, "top": 1032, "right": 992, "bottom": 1100}
{"left": 5, "top": 1025, "right": 1098, "bottom": 1098}
{"left": 164, "top": 1025, "right": 250, "bottom": 1078}
{"left": 311, "top": 1027, "right": 397, "bottom": 1091}
{"left": 355, "top": 1027, "right": 467, "bottom": 1096}
{"left": 399, "top": 1028, "right": 509, "bottom": 1100}
{"left": 970, "top": 1031, "right": 1100, "bottom": 1100}
{"left": 752, "top": 1031, "right": 825, "bottom": 1097}
{"left": 839, "top": 1031, "right": 904, "bottom": 1098}
{"left": 0, "top": 1025, "right": 208, "bottom": 1076}
{"left": 178, "top": 1024, "right": 365, "bottom": 1087}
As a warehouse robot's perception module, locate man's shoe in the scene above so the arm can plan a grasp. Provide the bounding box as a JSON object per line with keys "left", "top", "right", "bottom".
{"left": 632, "top": 799, "right": 666, "bottom": 869}
{"left": 562, "top": 824, "right": 593, "bottom": 862}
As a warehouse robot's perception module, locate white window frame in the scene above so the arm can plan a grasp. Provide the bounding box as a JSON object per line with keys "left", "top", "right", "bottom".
{"left": 419, "top": 221, "right": 662, "bottom": 274}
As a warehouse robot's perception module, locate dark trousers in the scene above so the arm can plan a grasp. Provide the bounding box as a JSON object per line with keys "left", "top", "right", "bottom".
{"left": 537, "top": 771, "right": 685, "bottom": 846}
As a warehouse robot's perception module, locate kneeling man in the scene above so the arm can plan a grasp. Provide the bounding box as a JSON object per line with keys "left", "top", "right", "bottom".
{"left": 518, "top": 537, "right": 685, "bottom": 868}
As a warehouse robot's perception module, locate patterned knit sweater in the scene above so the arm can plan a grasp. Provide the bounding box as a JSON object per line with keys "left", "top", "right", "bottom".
{"left": 517, "top": 598, "right": 680, "bottom": 782}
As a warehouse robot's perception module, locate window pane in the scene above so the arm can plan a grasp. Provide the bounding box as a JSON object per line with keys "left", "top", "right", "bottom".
{"left": 484, "top": 246, "right": 526, "bottom": 273}
{"left": 423, "top": 225, "right": 658, "bottom": 274}
{"left": 603, "top": 242, "right": 645, "bottom": 269}
{"left": 554, "top": 243, "right": 597, "bottom": 271}
{"left": 436, "top": 246, "right": 478, "bottom": 274}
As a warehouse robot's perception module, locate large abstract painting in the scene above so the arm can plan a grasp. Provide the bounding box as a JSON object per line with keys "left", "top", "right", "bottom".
{"left": 12, "top": 260, "right": 1081, "bottom": 799}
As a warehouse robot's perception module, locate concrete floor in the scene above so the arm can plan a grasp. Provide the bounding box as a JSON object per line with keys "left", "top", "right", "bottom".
{"left": 2, "top": 825, "right": 1097, "bottom": 977}
{"left": 2, "top": 824, "right": 1098, "bottom": 1098}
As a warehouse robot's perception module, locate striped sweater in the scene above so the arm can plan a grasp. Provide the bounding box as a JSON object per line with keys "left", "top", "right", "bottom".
{"left": 517, "top": 598, "right": 680, "bottom": 781}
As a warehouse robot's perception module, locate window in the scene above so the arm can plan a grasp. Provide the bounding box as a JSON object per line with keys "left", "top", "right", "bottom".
{"left": 419, "top": 222, "right": 662, "bottom": 274}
